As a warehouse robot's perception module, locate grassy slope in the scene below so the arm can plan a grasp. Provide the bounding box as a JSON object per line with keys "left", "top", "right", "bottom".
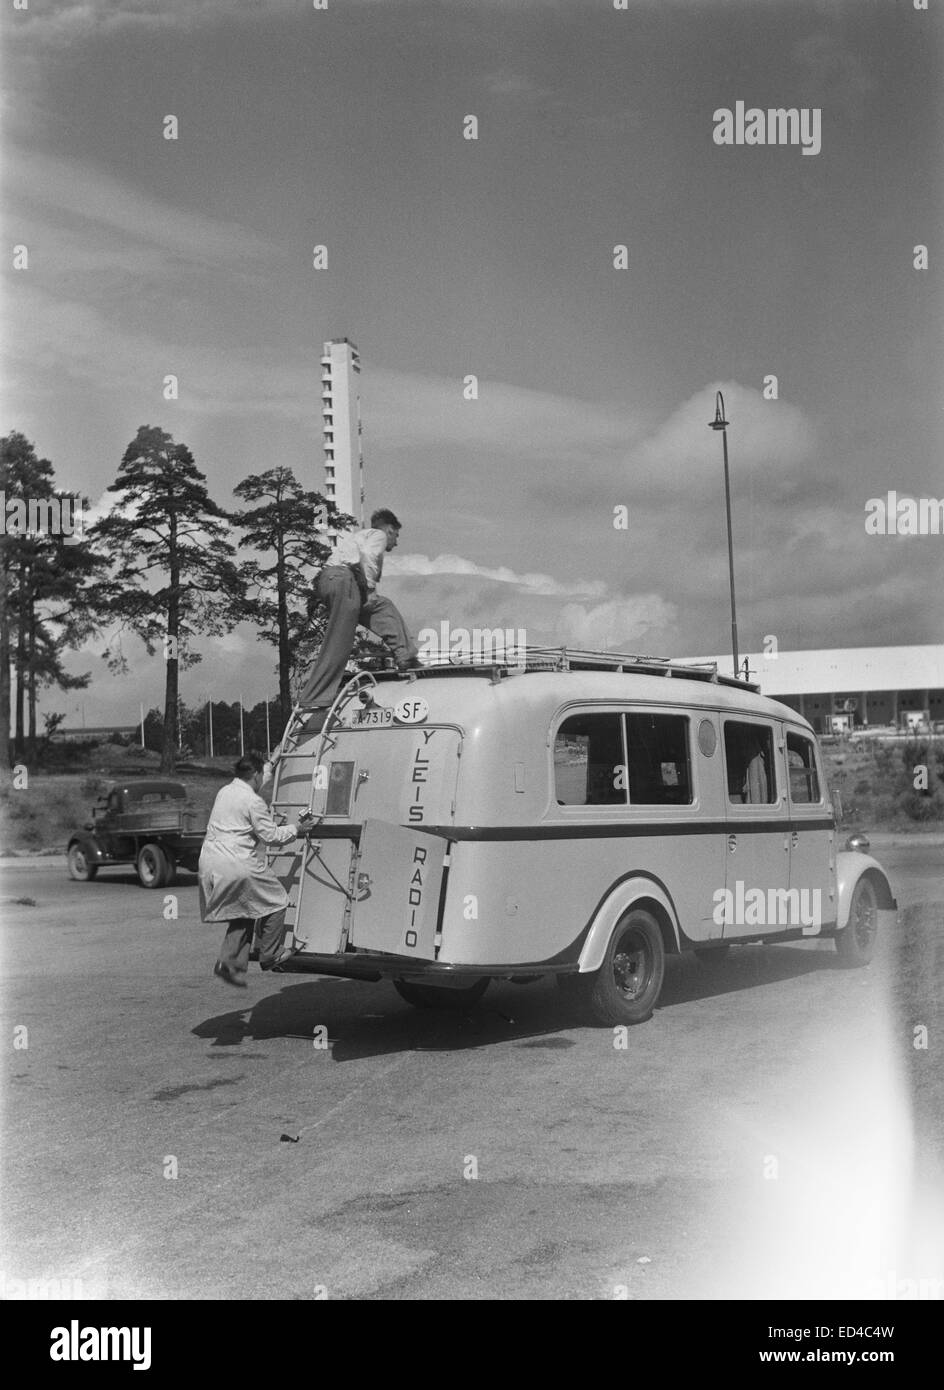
{"left": 0, "top": 747, "right": 232, "bottom": 856}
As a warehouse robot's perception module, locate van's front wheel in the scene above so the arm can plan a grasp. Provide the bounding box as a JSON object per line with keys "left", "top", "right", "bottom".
{"left": 392, "top": 978, "right": 489, "bottom": 1010}
{"left": 835, "top": 876, "right": 879, "bottom": 967}
{"left": 576, "top": 910, "right": 665, "bottom": 1026}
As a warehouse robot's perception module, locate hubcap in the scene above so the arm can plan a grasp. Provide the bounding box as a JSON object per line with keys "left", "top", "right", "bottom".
{"left": 73, "top": 850, "right": 87, "bottom": 875}
{"left": 612, "top": 932, "right": 651, "bottom": 1000}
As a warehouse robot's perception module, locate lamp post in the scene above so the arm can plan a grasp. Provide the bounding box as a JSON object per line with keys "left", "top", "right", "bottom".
{"left": 708, "top": 391, "right": 740, "bottom": 679}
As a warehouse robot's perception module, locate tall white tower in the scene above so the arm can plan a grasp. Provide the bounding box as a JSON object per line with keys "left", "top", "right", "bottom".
{"left": 320, "top": 337, "right": 363, "bottom": 524}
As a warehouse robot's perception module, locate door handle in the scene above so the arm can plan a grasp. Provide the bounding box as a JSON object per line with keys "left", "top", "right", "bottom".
{"left": 727, "top": 834, "right": 737, "bottom": 852}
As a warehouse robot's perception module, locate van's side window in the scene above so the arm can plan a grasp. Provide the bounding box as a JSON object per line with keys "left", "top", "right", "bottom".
{"left": 554, "top": 714, "right": 627, "bottom": 805}
{"left": 724, "top": 721, "right": 777, "bottom": 804}
{"left": 624, "top": 713, "right": 692, "bottom": 804}
{"left": 787, "top": 732, "right": 821, "bottom": 804}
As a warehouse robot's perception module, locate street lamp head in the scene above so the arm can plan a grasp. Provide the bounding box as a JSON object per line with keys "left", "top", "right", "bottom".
{"left": 708, "top": 390, "right": 729, "bottom": 431}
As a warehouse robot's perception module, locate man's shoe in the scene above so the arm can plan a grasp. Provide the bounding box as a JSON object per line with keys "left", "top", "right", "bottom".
{"left": 214, "top": 960, "right": 248, "bottom": 989}
{"left": 264, "top": 944, "right": 299, "bottom": 973}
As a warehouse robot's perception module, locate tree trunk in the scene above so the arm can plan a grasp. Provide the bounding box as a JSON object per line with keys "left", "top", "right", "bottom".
{"left": 276, "top": 530, "right": 291, "bottom": 724}
{"left": 161, "top": 520, "right": 179, "bottom": 774}
{"left": 26, "top": 594, "right": 39, "bottom": 766}
{"left": 0, "top": 556, "right": 10, "bottom": 770}
{"left": 14, "top": 559, "right": 27, "bottom": 760}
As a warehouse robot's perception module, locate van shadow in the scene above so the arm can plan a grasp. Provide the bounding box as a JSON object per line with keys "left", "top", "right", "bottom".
{"left": 191, "top": 943, "right": 841, "bottom": 1060}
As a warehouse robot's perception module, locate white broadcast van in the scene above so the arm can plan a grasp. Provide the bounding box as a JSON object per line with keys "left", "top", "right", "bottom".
{"left": 266, "top": 648, "right": 897, "bottom": 1025}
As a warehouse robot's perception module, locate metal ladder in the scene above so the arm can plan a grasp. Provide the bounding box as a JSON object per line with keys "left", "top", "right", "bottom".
{"left": 265, "top": 669, "right": 378, "bottom": 949}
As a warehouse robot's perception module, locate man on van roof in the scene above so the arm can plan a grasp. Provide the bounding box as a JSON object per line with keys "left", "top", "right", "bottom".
{"left": 297, "top": 507, "right": 418, "bottom": 715}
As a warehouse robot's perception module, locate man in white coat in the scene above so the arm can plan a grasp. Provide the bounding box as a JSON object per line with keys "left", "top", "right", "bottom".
{"left": 199, "top": 752, "right": 314, "bottom": 987}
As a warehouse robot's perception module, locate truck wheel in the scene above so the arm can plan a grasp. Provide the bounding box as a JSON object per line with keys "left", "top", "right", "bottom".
{"left": 67, "top": 844, "right": 98, "bottom": 881}
{"left": 835, "top": 876, "right": 879, "bottom": 967}
{"left": 576, "top": 909, "right": 665, "bottom": 1026}
{"left": 392, "top": 978, "right": 489, "bottom": 1010}
{"left": 137, "top": 843, "right": 170, "bottom": 889}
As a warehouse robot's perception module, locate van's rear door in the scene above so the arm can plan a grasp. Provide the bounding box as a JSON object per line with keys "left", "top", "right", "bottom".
{"left": 270, "top": 836, "right": 353, "bottom": 955}
{"left": 348, "top": 820, "right": 448, "bottom": 960}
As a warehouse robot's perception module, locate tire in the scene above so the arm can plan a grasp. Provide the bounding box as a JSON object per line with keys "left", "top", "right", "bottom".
{"left": 575, "top": 909, "right": 666, "bottom": 1026}
{"left": 835, "top": 876, "right": 879, "bottom": 967}
{"left": 694, "top": 943, "right": 731, "bottom": 964}
{"left": 137, "top": 843, "right": 171, "bottom": 889}
{"left": 67, "top": 843, "right": 98, "bottom": 882}
{"left": 392, "top": 978, "right": 489, "bottom": 1010}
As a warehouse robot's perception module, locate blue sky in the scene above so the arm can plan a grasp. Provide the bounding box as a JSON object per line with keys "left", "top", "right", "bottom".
{"left": 2, "top": 0, "right": 942, "bottom": 723}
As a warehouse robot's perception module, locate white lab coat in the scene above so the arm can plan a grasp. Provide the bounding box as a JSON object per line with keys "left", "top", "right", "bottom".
{"left": 198, "top": 778, "right": 298, "bottom": 922}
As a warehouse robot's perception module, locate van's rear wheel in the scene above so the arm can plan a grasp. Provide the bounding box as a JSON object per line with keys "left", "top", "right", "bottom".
{"left": 576, "top": 910, "right": 665, "bottom": 1026}
{"left": 392, "top": 978, "right": 489, "bottom": 1010}
{"left": 137, "top": 843, "right": 171, "bottom": 889}
{"left": 835, "top": 877, "right": 879, "bottom": 967}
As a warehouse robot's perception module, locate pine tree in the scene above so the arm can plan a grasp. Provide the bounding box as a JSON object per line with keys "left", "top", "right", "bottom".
{"left": 1, "top": 432, "right": 103, "bottom": 768}
{"left": 92, "top": 426, "right": 242, "bottom": 773}
{"left": 231, "top": 467, "right": 353, "bottom": 729}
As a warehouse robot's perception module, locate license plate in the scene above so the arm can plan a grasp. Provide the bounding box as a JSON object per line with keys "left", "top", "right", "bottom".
{"left": 352, "top": 707, "right": 393, "bottom": 726}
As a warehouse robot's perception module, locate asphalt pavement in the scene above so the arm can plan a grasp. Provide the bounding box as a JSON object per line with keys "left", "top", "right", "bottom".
{"left": 1, "top": 839, "right": 942, "bottom": 1300}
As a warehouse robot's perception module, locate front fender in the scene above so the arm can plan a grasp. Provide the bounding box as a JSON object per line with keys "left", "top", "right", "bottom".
{"left": 577, "top": 876, "right": 681, "bottom": 974}
{"left": 836, "top": 850, "right": 897, "bottom": 929}
{"left": 68, "top": 834, "right": 106, "bottom": 864}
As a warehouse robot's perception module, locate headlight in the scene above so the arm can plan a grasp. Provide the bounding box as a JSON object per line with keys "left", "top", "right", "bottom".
{"left": 845, "top": 831, "right": 870, "bottom": 853}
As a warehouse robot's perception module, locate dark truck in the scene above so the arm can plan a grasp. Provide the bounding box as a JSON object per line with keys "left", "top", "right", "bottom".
{"left": 67, "top": 780, "right": 207, "bottom": 888}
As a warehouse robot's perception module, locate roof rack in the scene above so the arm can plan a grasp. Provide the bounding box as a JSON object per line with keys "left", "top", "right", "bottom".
{"left": 404, "top": 646, "right": 757, "bottom": 692}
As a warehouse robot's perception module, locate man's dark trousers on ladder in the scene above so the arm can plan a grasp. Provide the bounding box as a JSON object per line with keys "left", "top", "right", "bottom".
{"left": 297, "top": 509, "right": 417, "bottom": 712}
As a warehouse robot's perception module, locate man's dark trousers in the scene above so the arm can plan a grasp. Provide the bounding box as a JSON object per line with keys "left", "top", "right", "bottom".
{"left": 298, "top": 565, "right": 416, "bottom": 709}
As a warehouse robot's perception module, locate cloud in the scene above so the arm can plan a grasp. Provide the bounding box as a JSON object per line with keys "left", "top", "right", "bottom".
{"left": 5, "top": 148, "right": 274, "bottom": 269}
{"left": 388, "top": 551, "right": 606, "bottom": 598}
{"left": 1, "top": 284, "right": 647, "bottom": 462}
{"left": 483, "top": 69, "right": 552, "bottom": 101}
{"left": 629, "top": 382, "right": 817, "bottom": 497}
{"left": 558, "top": 595, "right": 678, "bottom": 650}
{"left": 368, "top": 371, "right": 644, "bottom": 461}
{"left": 791, "top": 30, "right": 876, "bottom": 119}
{"left": 7, "top": 0, "right": 585, "bottom": 46}
{"left": 5, "top": 0, "right": 296, "bottom": 44}
{"left": 211, "top": 631, "right": 249, "bottom": 656}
